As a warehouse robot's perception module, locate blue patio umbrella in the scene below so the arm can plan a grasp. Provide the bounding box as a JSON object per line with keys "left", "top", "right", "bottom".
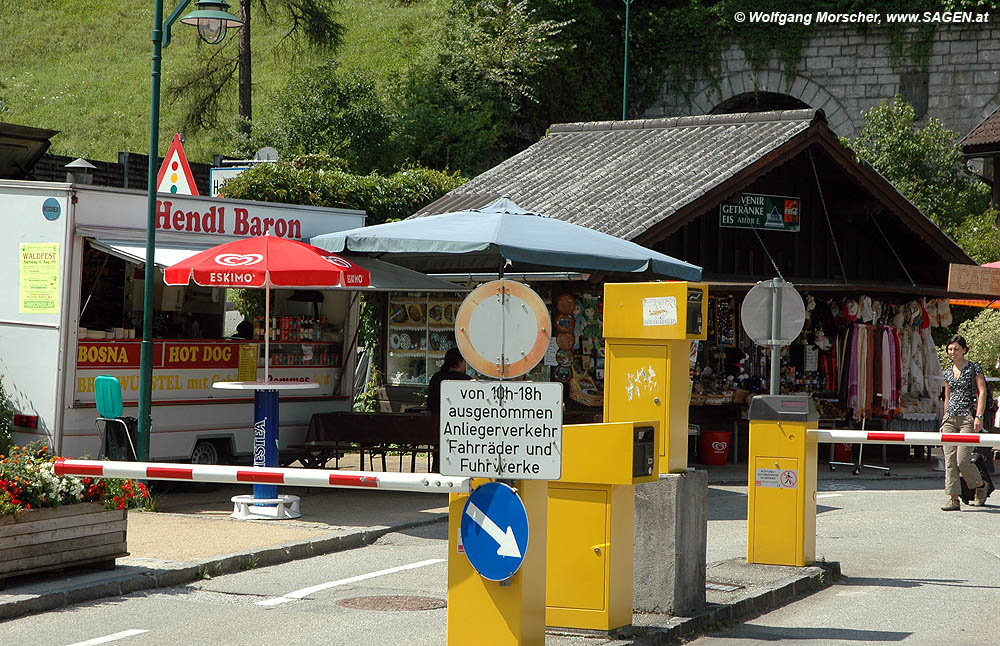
{"left": 311, "top": 197, "right": 702, "bottom": 281}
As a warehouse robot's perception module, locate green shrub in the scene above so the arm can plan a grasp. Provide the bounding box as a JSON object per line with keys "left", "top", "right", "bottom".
{"left": 220, "top": 155, "right": 467, "bottom": 226}
{"left": 939, "top": 309, "right": 1000, "bottom": 378}
{"left": 0, "top": 376, "right": 13, "bottom": 457}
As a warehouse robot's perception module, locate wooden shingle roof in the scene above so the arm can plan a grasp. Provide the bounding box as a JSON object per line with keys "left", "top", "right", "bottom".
{"left": 961, "top": 107, "right": 1000, "bottom": 156}
{"left": 416, "top": 109, "right": 821, "bottom": 241}
{"left": 416, "top": 108, "right": 972, "bottom": 267}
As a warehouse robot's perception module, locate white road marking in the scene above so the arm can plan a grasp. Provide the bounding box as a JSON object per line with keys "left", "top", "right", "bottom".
{"left": 256, "top": 558, "right": 445, "bottom": 607}
{"left": 817, "top": 494, "right": 843, "bottom": 499}
{"left": 66, "top": 629, "right": 148, "bottom": 646}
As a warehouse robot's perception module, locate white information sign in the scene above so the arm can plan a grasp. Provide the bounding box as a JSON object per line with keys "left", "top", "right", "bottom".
{"left": 642, "top": 296, "right": 677, "bottom": 326}
{"left": 210, "top": 167, "right": 250, "bottom": 197}
{"left": 440, "top": 380, "right": 562, "bottom": 480}
{"left": 755, "top": 468, "right": 798, "bottom": 489}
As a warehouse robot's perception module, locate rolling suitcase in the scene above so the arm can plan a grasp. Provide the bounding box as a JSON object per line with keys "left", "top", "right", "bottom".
{"left": 960, "top": 451, "right": 995, "bottom": 505}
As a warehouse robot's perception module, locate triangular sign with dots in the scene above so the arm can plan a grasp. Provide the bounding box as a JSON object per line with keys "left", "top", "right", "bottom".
{"left": 156, "top": 134, "right": 199, "bottom": 196}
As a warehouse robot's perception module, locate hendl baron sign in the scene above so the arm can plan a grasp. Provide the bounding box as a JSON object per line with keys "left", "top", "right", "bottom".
{"left": 720, "top": 193, "right": 800, "bottom": 232}
{"left": 440, "top": 381, "right": 562, "bottom": 480}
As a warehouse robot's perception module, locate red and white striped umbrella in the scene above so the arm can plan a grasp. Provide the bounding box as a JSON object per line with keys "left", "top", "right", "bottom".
{"left": 163, "top": 235, "right": 370, "bottom": 382}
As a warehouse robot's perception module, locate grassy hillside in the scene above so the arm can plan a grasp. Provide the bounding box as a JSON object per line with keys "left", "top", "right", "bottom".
{"left": 0, "top": 0, "right": 447, "bottom": 163}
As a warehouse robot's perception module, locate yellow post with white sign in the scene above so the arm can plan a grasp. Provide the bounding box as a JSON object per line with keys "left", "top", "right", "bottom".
{"left": 545, "top": 421, "right": 658, "bottom": 631}
{"left": 746, "top": 395, "right": 818, "bottom": 566}
{"left": 443, "top": 279, "right": 557, "bottom": 646}
{"left": 603, "top": 282, "right": 708, "bottom": 474}
{"left": 447, "top": 479, "right": 547, "bottom": 646}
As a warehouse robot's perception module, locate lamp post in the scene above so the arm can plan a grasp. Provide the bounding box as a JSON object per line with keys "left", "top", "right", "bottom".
{"left": 138, "top": 0, "right": 242, "bottom": 461}
{"left": 622, "top": 0, "right": 636, "bottom": 121}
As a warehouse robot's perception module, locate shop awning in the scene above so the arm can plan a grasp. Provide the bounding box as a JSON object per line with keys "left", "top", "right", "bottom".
{"left": 88, "top": 239, "right": 466, "bottom": 292}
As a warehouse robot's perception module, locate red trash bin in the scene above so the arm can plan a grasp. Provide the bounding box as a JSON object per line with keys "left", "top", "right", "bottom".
{"left": 833, "top": 442, "right": 853, "bottom": 462}
{"left": 699, "top": 430, "right": 731, "bottom": 466}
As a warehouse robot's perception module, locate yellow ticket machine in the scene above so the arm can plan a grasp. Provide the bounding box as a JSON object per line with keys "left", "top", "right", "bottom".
{"left": 546, "top": 421, "right": 659, "bottom": 631}
{"left": 746, "top": 395, "right": 818, "bottom": 566}
{"left": 603, "top": 282, "right": 708, "bottom": 474}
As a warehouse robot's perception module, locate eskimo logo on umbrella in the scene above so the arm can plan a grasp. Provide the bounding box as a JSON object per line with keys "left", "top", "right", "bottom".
{"left": 323, "top": 256, "right": 353, "bottom": 268}
{"left": 215, "top": 253, "right": 264, "bottom": 266}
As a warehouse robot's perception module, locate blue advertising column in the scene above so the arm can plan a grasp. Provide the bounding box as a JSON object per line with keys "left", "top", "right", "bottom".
{"left": 253, "top": 389, "right": 279, "bottom": 499}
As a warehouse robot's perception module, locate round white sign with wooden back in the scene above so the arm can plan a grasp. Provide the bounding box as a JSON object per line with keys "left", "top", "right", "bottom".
{"left": 454, "top": 279, "right": 551, "bottom": 379}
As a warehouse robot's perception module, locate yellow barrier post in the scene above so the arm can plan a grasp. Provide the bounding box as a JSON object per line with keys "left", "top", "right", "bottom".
{"left": 603, "top": 282, "right": 708, "bottom": 474}
{"left": 545, "top": 421, "right": 659, "bottom": 631}
{"left": 446, "top": 478, "right": 547, "bottom": 645}
{"left": 746, "top": 395, "right": 818, "bottom": 566}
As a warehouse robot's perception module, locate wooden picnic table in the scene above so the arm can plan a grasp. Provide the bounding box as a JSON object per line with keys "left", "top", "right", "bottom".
{"left": 292, "top": 411, "right": 440, "bottom": 472}
{"left": 290, "top": 409, "right": 603, "bottom": 472}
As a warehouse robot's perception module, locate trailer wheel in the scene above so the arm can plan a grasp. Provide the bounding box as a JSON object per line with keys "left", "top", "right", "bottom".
{"left": 191, "top": 440, "right": 221, "bottom": 465}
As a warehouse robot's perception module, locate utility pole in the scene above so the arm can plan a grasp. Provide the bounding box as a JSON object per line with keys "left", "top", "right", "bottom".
{"left": 622, "top": 0, "right": 636, "bottom": 120}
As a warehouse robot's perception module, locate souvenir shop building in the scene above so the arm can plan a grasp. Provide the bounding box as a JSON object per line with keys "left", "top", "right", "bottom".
{"left": 412, "top": 108, "right": 989, "bottom": 462}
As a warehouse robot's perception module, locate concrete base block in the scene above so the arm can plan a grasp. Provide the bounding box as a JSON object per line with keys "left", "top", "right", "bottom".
{"left": 634, "top": 470, "right": 708, "bottom": 615}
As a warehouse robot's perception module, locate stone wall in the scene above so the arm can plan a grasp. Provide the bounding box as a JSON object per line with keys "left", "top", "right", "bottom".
{"left": 645, "top": 23, "right": 1000, "bottom": 139}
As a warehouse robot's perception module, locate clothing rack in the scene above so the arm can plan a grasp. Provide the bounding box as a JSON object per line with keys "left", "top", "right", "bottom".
{"left": 829, "top": 413, "right": 891, "bottom": 476}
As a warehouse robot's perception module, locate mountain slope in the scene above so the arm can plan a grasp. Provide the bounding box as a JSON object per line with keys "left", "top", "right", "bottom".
{"left": 0, "top": 0, "right": 446, "bottom": 163}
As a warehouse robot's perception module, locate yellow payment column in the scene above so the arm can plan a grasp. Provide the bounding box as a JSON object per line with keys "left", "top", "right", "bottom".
{"left": 746, "top": 395, "right": 818, "bottom": 566}
{"left": 603, "top": 282, "right": 708, "bottom": 473}
{"left": 546, "top": 421, "right": 658, "bottom": 631}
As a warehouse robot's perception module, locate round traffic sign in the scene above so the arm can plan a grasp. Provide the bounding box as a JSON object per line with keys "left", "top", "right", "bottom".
{"left": 454, "top": 279, "right": 550, "bottom": 379}
{"left": 460, "top": 482, "right": 529, "bottom": 581}
{"left": 740, "top": 279, "right": 805, "bottom": 346}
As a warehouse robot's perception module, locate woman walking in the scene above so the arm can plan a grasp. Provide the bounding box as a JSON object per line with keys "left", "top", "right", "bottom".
{"left": 940, "top": 335, "right": 988, "bottom": 510}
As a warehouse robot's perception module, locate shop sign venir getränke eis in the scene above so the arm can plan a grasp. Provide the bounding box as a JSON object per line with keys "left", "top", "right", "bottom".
{"left": 156, "top": 199, "right": 303, "bottom": 239}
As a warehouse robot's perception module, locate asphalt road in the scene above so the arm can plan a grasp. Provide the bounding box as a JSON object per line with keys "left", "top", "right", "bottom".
{"left": 692, "top": 478, "right": 1000, "bottom": 646}
{"left": 0, "top": 522, "right": 622, "bottom": 646}
{"left": 4, "top": 478, "right": 996, "bottom": 646}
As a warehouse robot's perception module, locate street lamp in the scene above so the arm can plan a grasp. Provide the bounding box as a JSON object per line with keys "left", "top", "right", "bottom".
{"left": 180, "top": 0, "right": 244, "bottom": 45}
{"left": 138, "top": 0, "right": 242, "bottom": 461}
{"left": 622, "top": 0, "right": 636, "bottom": 120}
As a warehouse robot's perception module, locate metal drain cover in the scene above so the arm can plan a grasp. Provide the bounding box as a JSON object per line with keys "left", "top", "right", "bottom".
{"left": 337, "top": 595, "right": 447, "bottom": 611}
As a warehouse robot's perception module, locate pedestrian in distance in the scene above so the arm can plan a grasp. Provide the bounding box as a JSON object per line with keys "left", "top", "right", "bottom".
{"left": 940, "top": 335, "right": 988, "bottom": 510}
{"left": 426, "top": 348, "right": 472, "bottom": 413}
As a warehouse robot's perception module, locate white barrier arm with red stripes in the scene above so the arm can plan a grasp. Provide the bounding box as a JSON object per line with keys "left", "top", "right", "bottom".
{"left": 54, "top": 459, "right": 470, "bottom": 494}
{"left": 813, "top": 429, "right": 1000, "bottom": 448}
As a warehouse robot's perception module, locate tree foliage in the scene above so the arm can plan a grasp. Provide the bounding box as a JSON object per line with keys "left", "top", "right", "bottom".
{"left": 218, "top": 154, "right": 467, "bottom": 226}
{"left": 845, "top": 97, "right": 1000, "bottom": 263}
{"left": 943, "top": 309, "right": 1000, "bottom": 378}
{"left": 166, "top": 0, "right": 344, "bottom": 134}
{"left": 388, "top": 0, "right": 573, "bottom": 174}
{"left": 235, "top": 63, "right": 399, "bottom": 174}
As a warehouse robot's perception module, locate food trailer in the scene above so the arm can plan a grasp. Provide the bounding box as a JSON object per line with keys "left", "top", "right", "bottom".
{"left": 1, "top": 179, "right": 375, "bottom": 463}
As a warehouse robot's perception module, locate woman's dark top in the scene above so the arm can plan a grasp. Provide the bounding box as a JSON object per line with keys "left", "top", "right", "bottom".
{"left": 944, "top": 360, "right": 983, "bottom": 417}
{"left": 427, "top": 370, "right": 472, "bottom": 413}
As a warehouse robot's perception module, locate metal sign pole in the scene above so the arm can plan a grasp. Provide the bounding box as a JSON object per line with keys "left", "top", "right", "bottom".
{"left": 769, "top": 278, "right": 783, "bottom": 395}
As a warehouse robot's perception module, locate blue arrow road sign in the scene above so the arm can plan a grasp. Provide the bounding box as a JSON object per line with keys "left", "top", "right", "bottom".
{"left": 460, "top": 482, "right": 529, "bottom": 581}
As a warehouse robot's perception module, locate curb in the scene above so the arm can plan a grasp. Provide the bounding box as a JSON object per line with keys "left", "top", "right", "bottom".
{"left": 710, "top": 472, "right": 941, "bottom": 487}
{"left": 0, "top": 513, "right": 449, "bottom": 622}
{"left": 611, "top": 561, "right": 841, "bottom": 645}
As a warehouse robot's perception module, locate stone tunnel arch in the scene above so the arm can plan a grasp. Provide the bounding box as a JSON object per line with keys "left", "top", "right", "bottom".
{"left": 710, "top": 91, "right": 809, "bottom": 114}
{"left": 690, "top": 71, "right": 854, "bottom": 137}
